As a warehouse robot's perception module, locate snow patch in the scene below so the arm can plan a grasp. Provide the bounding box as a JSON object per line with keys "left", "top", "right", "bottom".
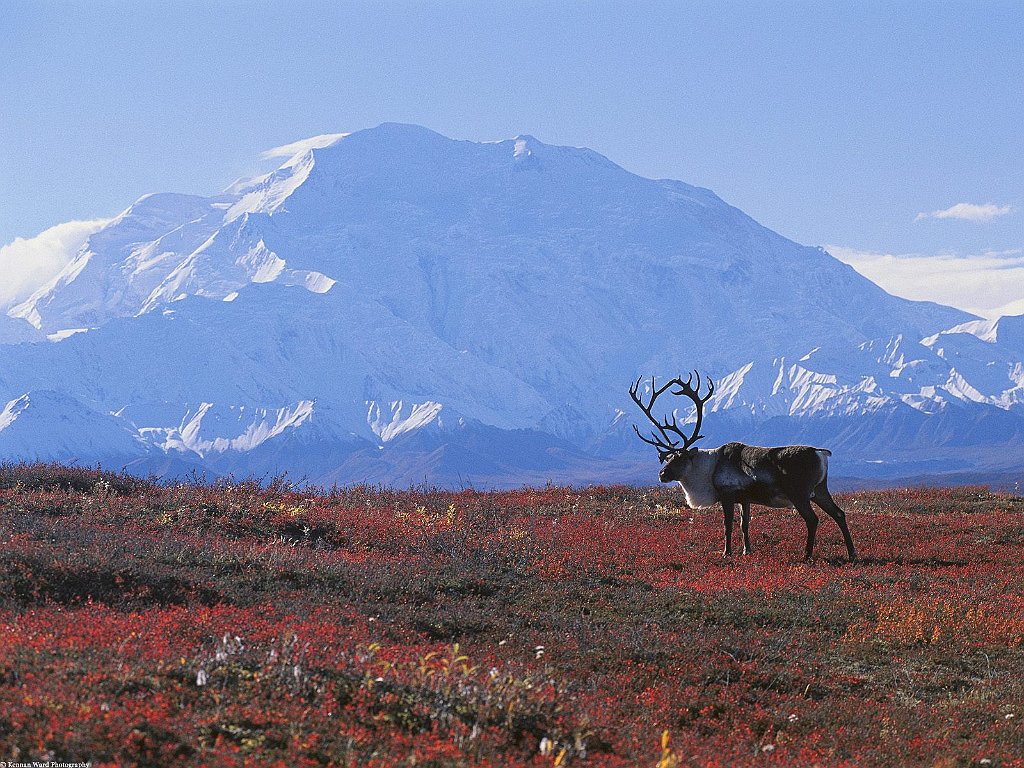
{"left": 253, "top": 255, "right": 285, "bottom": 283}
{"left": 226, "top": 149, "right": 319, "bottom": 220}
{"left": 367, "top": 400, "right": 443, "bottom": 442}
{"left": 900, "top": 391, "right": 947, "bottom": 414}
{"left": 799, "top": 347, "right": 820, "bottom": 362}
{"left": 142, "top": 401, "right": 316, "bottom": 457}
{"left": 944, "top": 369, "right": 990, "bottom": 405}
{"left": 230, "top": 400, "right": 315, "bottom": 452}
{"left": 281, "top": 270, "right": 336, "bottom": 294}
{"left": 514, "top": 138, "right": 533, "bottom": 159}
{"left": 238, "top": 240, "right": 286, "bottom": 283}
{"left": 46, "top": 328, "right": 90, "bottom": 342}
{"left": 711, "top": 362, "right": 755, "bottom": 410}
{"left": 0, "top": 395, "right": 30, "bottom": 432}
{"left": 923, "top": 318, "right": 1000, "bottom": 346}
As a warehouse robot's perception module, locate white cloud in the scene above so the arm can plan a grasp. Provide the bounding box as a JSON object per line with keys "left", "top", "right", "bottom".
{"left": 827, "top": 245, "right": 1024, "bottom": 320}
{"left": 261, "top": 133, "right": 349, "bottom": 160}
{"left": 914, "top": 202, "right": 1013, "bottom": 223}
{"left": 0, "top": 219, "right": 111, "bottom": 310}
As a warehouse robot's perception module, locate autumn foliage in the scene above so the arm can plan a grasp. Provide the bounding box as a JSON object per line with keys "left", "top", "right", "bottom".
{"left": 0, "top": 462, "right": 1022, "bottom": 766}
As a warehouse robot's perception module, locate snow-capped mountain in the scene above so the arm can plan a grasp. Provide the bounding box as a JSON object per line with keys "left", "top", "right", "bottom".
{"left": 2, "top": 124, "right": 1022, "bottom": 487}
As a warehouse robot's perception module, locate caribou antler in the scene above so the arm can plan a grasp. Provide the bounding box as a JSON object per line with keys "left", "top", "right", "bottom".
{"left": 629, "top": 371, "right": 715, "bottom": 461}
{"left": 670, "top": 371, "right": 715, "bottom": 449}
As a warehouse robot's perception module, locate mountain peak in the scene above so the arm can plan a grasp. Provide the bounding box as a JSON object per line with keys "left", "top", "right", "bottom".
{"left": 365, "top": 122, "right": 449, "bottom": 138}
{"left": 330, "top": 123, "right": 454, "bottom": 153}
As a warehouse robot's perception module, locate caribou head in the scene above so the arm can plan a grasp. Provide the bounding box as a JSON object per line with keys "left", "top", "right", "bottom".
{"left": 628, "top": 371, "right": 715, "bottom": 484}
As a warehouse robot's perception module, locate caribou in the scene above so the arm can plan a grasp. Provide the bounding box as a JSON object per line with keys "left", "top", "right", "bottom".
{"left": 630, "top": 372, "right": 857, "bottom": 562}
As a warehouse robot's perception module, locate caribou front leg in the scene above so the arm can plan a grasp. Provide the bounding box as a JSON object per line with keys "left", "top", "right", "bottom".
{"left": 722, "top": 501, "right": 735, "bottom": 556}
{"left": 740, "top": 501, "right": 752, "bottom": 554}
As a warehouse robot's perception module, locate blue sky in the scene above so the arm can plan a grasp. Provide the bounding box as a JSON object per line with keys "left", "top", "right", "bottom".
{"left": 2, "top": 1, "right": 1021, "bottom": 314}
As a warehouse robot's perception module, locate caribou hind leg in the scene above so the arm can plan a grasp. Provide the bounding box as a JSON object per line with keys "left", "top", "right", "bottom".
{"left": 812, "top": 485, "right": 857, "bottom": 562}
{"left": 740, "top": 501, "right": 753, "bottom": 554}
{"left": 792, "top": 498, "right": 819, "bottom": 561}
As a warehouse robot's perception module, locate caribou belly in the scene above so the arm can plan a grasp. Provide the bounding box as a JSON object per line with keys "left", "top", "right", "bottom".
{"left": 713, "top": 462, "right": 794, "bottom": 508}
{"left": 747, "top": 487, "right": 795, "bottom": 508}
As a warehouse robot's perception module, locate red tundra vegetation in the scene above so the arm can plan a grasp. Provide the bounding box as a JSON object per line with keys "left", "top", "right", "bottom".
{"left": 0, "top": 462, "right": 1022, "bottom": 766}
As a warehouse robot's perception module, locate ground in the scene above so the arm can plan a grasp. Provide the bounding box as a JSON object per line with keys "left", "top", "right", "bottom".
{"left": 0, "top": 463, "right": 1022, "bottom": 766}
